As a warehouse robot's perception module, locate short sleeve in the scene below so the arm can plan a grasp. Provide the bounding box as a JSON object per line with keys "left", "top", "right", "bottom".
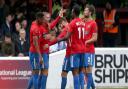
{"left": 31, "top": 25, "right": 39, "bottom": 36}
{"left": 91, "top": 21, "right": 98, "bottom": 33}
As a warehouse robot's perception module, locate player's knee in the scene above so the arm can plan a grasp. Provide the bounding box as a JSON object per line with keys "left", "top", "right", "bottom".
{"left": 41, "top": 69, "right": 48, "bottom": 76}
{"left": 86, "top": 66, "right": 92, "bottom": 73}
{"left": 32, "top": 69, "right": 39, "bottom": 74}
{"left": 72, "top": 68, "right": 79, "bottom": 76}
{"left": 79, "top": 67, "right": 85, "bottom": 73}
{"left": 84, "top": 68, "right": 88, "bottom": 74}
{"left": 61, "top": 71, "right": 68, "bottom": 77}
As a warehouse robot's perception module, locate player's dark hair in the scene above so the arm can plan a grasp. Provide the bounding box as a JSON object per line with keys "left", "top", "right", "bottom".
{"left": 59, "top": 17, "right": 67, "bottom": 24}
{"left": 72, "top": 4, "right": 80, "bottom": 17}
{"left": 36, "top": 12, "right": 44, "bottom": 19}
{"left": 85, "top": 4, "right": 95, "bottom": 16}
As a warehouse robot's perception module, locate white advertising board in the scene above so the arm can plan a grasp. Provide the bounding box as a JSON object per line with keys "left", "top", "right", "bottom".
{"left": 0, "top": 48, "right": 128, "bottom": 89}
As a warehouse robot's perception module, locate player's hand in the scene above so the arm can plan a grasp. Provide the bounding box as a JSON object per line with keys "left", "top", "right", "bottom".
{"left": 85, "top": 41, "right": 89, "bottom": 47}
{"left": 50, "top": 36, "right": 56, "bottom": 41}
{"left": 43, "top": 33, "right": 52, "bottom": 40}
{"left": 59, "top": 8, "right": 66, "bottom": 17}
{"left": 43, "top": 44, "right": 49, "bottom": 50}
{"left": 40, "top": 59, "right": 43, "bottom": 65}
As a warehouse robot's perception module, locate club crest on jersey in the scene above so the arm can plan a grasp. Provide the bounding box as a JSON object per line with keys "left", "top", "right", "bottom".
{"left": 84, "top": 30, "right": 89, "bottom": 35}
{"left": 87, "top": 25, "right": 91, "bottom": 29}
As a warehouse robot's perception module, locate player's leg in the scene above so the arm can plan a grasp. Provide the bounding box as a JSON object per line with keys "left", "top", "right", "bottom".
{"left": 40, "top": 69, "right": 48, "bottom": 89}
{"left": 86, "top": 66, "right": 95, "bottom": 89}
{"left": 40, "top": 53, "right": 49, "bottom": 89}
{"left": 27, "top": 75, "right": 33, "bottom": 89}
{"left": 79, "top": 68, "right": 85, "bottom": 89}
{"left": 84, "top": 53, "right": 95, "bottom": 89}
{"left": 27, "top": 52, "right": 40, "bottom": 89}
{"left": 72, "top": 68, "right": 80, "bottom": 89}
{"left": 79, "top": 54, "right": 85, "bottom": 89}
{"left": 61, "top": 71, "right": 68, "bottom": 89}
{"left": 38, "top": 71, "right": 42, "bottom": 89}
{"left": 33, "top": 70, "right": 39, "bottom": 89}
{"left": 89, "top": 54, "right": 95, "bottom": 89}
{"left": 61, "top": 57, "right": 70, "bottom": 89}
{"left": 70, "top": 54, "right": 80, "bottom": 89}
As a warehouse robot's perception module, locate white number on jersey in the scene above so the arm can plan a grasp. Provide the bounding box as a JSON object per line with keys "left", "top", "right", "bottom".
{"left": 78, "top": 27, "right": 85, "bottom": 39}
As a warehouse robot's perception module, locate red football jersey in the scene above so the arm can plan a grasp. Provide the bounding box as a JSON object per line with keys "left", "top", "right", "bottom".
{"left": 29, "top": 21, "right": 44, "bottom": 53}
{"left": 58, "top": 26, "right": 72, "bottom": 57}
{"left": 40, "top": 16, "right": 60, "bottom": 53}
{"left": 84, "top": 20, "right": 97, "bottom": 53}
{"left": 69, "top": 18, "right": 85, "bottom": 54}
{"left": 40, "top": 27, "right": 50, "bottom": 54}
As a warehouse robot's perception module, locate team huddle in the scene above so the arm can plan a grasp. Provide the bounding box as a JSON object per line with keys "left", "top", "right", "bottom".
{"left": 28, "top": 4, "right": 98, "bottom": 89}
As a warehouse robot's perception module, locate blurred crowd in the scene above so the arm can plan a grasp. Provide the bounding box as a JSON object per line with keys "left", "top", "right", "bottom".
{"left": 0, "top": 0, "right": 128, "bottom": 56}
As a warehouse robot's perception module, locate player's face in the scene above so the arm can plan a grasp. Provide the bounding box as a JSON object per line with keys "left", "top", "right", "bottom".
{"left": 44, "top": 13, "right": 51, "bottom": 22}
{"left": 61, "top": 21, "right": 65, "bottom": 27}
{"left": 60, "top": 22, "right": 63, "bottom": 28}
{"left": 84, "top": 8, "right": 90, "bottom": 18}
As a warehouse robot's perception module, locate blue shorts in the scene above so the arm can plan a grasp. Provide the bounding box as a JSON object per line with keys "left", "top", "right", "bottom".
{"left": 29, "top": 52, "right": 40, "bottom": 70}
{"left": 84, "top": 53, "right": 95, "bottom": 67}
{"left": 29, "top": 52, "right": 49, "bottom": 70}
{"left": 62, "top": 57, "right": 71, "bottom": 72}
{"left": 79, "top": 53, "right": 84, "bottom": 68}
{"left": 70, "top": 53, "right": 83, "bottom": 69}
{"left": 40, "top": 53, "right": 49, "bottom": 69}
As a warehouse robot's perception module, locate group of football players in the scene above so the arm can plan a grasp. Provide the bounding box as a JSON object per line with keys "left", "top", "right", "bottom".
{"left": 28, "top": 4, "right": 97, "bottom": 89}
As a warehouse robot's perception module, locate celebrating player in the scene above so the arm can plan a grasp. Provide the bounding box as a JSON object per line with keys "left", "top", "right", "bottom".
{"left": 27, "top": 12, "right": 44, "bottom": 89}
{"left": 56, "top": 4, "right": 85, "bottom": 89}
{"left": 39, "top": 9, "right": 65, "bottom": 89}
{"left": 83, "top": 4, "right": 98, "bottom": 89}
{"left": 56, "top": 18, "right": 71, "bottom": 89}
{"left": 27, "top": 9, "right": 65, "bottom": 89}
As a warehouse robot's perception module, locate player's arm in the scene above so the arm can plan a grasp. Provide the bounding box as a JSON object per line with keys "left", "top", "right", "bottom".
{"left": 50, "top": 8, "right": 65, "bottom": 29}
{"left": 56, "top": 22, "right": 73, "bottom": 42}
{"left": 85, "top": 22, "right": 98, "bottom": 44}
{"left": 57, "top": 26, "right": 71, "bottom": 42}
{"left": 49, "top": 28, "right": 68, "bottom": 45}
{"left": 43, "top": 32, "right": 57, "bottom": 48}
{"left": 44, "top": 25, "right": 70, "bottom": 44}
{"left": 43, "top": 29, "right": 70, "bottom": 50}
{"left": 33, "top": 33, "right": 43, "bottom": 64}
{"left": 43, "top": 32, "right": 66, "bottom": 46}
{"left": 42, "top": 33, "right": 57, "bottom": 50}
{"left": 85, "top": 33, "right": 97, "bottom": 44}
{"left": 50, "top": 17, "right": 61, "bottom": 29}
